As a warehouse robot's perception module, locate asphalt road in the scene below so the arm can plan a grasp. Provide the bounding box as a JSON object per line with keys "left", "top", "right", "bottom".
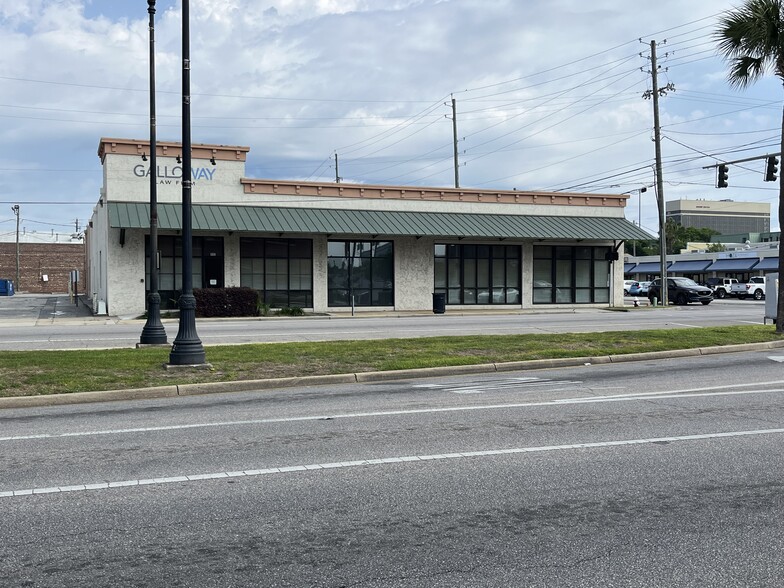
{"left": 3, "top": 350, "right": 784, "bottom": 586}
{"left": 0, "top": 294, "right": 771, "bottom": 350}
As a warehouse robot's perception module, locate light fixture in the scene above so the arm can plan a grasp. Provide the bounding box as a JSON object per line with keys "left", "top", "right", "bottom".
{"left": 176, "top": 154, "right": 182, "bottom": 163}
{"left": 142, "top": 153, "right": 148, "bottom": 161}
{"left": 210, "top": 156, "right": 216, "bottom": 166}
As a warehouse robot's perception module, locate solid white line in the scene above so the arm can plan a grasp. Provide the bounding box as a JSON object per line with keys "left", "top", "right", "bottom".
{"left": 4, "top": 382, "right": 784, "bottom": 443}
{"left": 3, "top": 427, "right": 784, "bottom": 499}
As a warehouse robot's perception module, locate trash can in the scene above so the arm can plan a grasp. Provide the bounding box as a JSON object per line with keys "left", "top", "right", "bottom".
{"left": 0, "top": 279, "right": 13, "bottom": 296}
{"left": 432, "top": 292, "right": 446, "bottom": 314}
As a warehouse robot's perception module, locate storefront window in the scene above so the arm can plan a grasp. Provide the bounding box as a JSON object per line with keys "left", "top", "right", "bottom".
{"left": 240, "top": 238, "right": 313, "bottom": 308}
{"left": 434, "top": 244, "right": 520, "bottom": 305}
{"left": 328, "top": 241, "right": 394, "bottom": 307}
{"left": 533, "top": 245, "right": 610, "bottom": 304}
{"left": 145, "top": 235, "right": 209, "bottom": 309}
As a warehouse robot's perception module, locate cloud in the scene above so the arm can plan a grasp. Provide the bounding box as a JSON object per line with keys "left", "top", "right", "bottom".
{"left": 0, "top": 0, "right": 780, "bottom": 234}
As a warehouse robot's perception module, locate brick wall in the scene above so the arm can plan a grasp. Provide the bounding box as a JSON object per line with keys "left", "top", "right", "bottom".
{"left": 0, "top": 243, "right": 86, "bottom": 294}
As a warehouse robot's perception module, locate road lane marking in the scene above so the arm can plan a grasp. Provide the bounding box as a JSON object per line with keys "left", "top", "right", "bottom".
{"left": 3, "top": 383, "right": 784, "bottom": 443}
{"left": 3, "top": 427, "right": 784, "bottom": 499}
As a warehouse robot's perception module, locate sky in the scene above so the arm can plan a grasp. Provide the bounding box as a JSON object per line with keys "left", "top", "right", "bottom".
{"left": 1, "top": 0, "right": 782, "bottom": 241}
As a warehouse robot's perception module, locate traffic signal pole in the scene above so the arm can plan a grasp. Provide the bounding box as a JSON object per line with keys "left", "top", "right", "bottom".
{"left": 702, "top": 151, "right": 781, "bottom": 188}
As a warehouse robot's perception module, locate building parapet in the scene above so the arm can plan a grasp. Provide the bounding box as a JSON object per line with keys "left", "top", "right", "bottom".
{"left": 239, "top": 178, "right": 629, "bottom": 208}
{"left": 98, "top": 137, "right": 250, "bottom": 163}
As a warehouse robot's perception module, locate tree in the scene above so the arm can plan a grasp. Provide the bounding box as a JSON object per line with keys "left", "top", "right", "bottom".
{"left": 663, "top": 221, "right": 720, "bottom": 254}
{"left": 716, "top": 0, "right": 784, "bottom": 333}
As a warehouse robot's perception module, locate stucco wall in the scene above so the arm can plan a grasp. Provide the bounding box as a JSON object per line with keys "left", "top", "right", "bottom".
{"left": 224, "top": 233, "right": 241, "bottom": 287}
{"left": 311, "top": 237, "right": 328, "bottom": 313}
{"left": 87, "top": 201, "right": 110, "bottom": 313}
{"left": 394, "top": 237, "right": 435, "bottom": 311}
{"left": 107, "top": 229, "right": 146, "bottom": 317}
{"left": 229, "top": 192, "right": 626, "bottom": 219}
{"left": 103, "top": 155, "right": 246, "bottom": 204}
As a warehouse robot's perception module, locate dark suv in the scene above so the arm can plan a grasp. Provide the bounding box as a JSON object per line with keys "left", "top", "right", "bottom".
{"left": 648, "top": 277, "right": 713, "bottom": 305}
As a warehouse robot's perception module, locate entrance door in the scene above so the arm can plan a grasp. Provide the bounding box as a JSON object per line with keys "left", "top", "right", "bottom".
{"left": 202, "top": 237, "right": 224, "bottom": 288}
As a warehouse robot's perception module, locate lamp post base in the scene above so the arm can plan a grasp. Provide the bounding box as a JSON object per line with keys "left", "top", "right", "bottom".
{"left": 140, "top": 292, "right": 168, "bottom": 345}
{"left": 168, "top": 293, "right": 206, "bottom": 365}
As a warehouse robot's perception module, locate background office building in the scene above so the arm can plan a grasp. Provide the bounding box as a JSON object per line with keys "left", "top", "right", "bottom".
{"left": 666, "top": 199, "right": 770, "bottom": 234}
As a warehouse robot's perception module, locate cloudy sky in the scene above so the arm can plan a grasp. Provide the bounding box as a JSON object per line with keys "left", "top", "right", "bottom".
{"left": 0, "top": 0, "right": 781, "bottom": 241}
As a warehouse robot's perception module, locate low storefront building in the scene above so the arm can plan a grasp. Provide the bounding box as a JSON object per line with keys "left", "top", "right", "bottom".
{"left": 87, "top": 138, "right": 650, "bottom": 317}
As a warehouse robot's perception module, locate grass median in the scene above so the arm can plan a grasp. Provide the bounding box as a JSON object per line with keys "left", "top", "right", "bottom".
{"left": 1, "top": 324, "right": 782, "bottom": 398}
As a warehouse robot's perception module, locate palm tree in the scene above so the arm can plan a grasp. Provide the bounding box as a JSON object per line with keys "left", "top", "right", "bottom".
{"left": 715, "top": 0, "right": 784, "bottom": 333}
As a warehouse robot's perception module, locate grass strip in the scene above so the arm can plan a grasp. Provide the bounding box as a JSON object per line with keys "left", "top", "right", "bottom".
{"left": 0, "top": 325, "right": 780, "bottom": 398}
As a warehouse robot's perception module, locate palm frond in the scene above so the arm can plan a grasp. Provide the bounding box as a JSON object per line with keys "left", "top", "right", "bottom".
{"left": 715, "top": 0, "right": 784, "bottom": 86}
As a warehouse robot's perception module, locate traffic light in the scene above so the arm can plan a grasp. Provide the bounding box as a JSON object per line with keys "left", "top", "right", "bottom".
{"left": 717, "top": 164, "right": 729, "bottom": 188}
{"left": 765, "top": 155, "right": 779, "bottom": 182}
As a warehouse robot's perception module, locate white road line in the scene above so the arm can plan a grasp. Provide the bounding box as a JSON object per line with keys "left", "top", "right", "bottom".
{"left": 3, "top": 382, "right": 784, "bottom": 443}
{"left": 3, "top": 427, "right": 783, "bottom": 499}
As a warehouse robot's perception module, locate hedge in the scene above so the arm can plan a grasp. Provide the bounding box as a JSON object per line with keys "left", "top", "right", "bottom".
{"left": 193, "top": 287, "right": 259, "bottom": 317}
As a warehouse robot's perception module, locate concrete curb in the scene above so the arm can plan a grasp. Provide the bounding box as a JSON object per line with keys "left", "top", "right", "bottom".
{"left": 3, "top": 340, "right": 784, "bottom": 409}
{"left": 177, "top": 374, "right": 358, "bottom": 396}
{"left": 0, "top": 386, "right": 179, "bottom": 409}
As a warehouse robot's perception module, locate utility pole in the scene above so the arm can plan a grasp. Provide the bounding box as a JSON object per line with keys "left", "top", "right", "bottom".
{"left": 451, "top": 96, "right": 459, "bottom": 188}
{"left": 11, "top": 204, "right": 20, "bottom": 290}
{"left": 644, "top": 40, "right": 673, "bottom": 306}
{"left": 334, "top": 152, "right": 341, "bottom": 183}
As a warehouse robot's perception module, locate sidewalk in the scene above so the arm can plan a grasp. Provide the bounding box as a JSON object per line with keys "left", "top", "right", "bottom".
{"left": 0, "top": 293, "right": 114, "bottom": 326}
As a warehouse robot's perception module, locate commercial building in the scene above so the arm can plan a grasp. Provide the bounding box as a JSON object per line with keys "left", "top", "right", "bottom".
{"left": 625, "top": 245, "right": 780, "bottom": 285}
{"left": 87, "top": 138, "right": 650, "bottom": 317}
{"left": 666, "top": 199, "right": 770, "bottom": 234}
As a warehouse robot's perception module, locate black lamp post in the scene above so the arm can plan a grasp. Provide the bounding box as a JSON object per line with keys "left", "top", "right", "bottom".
{"left": 169, "top": 0, "right": 206, "bottom": 365}
{"left": 140, "top": 0, "right": 167, "bottom": 345}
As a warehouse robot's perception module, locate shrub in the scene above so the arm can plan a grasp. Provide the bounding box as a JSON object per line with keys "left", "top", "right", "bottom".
{"left": 194, "top": 287, "right": 259, "bottom": 317}
{"left": 276, "top": 306, "right": 305, "bottom": 316}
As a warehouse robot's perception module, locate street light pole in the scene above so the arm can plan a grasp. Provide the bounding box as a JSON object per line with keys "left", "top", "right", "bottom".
{"left": 11, "top": 205, "right": 20, "bottom": 290}
{"left": 140, "top": 0, "right": 167, "bottom": 345}
{"left": 169, "top": 0, "right": 206, "bottom": 365}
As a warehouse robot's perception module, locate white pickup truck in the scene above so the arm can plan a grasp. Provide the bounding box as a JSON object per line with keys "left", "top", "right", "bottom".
{"left": 731, "top": 276, "right": 766, "bottom": 300}
{"left": 707, "top": 277, "right": 739, "bottom": 298}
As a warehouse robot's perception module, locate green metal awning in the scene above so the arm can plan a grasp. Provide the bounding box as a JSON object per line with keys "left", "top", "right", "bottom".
{"left": 108, "top": 202, "right": 653, "bottom": 241}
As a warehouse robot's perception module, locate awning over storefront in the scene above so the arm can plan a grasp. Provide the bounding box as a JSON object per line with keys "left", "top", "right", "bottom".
{"left": 629, "top": 261, "right": 671, "bottom": 274}
{"left": 624, "top": 263, "right": 636, "bottom": 273}
{"left": 668, "top": 260, "right": 712, "bottom": 272}
{"left": 108, "top": 202, "right": 653, "bottom": 241}
{"left": 753, "top": 256, "right": 780, "bottom": 270}
{"left": 706, "top": 258, "right": 759, "bottom": 271}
